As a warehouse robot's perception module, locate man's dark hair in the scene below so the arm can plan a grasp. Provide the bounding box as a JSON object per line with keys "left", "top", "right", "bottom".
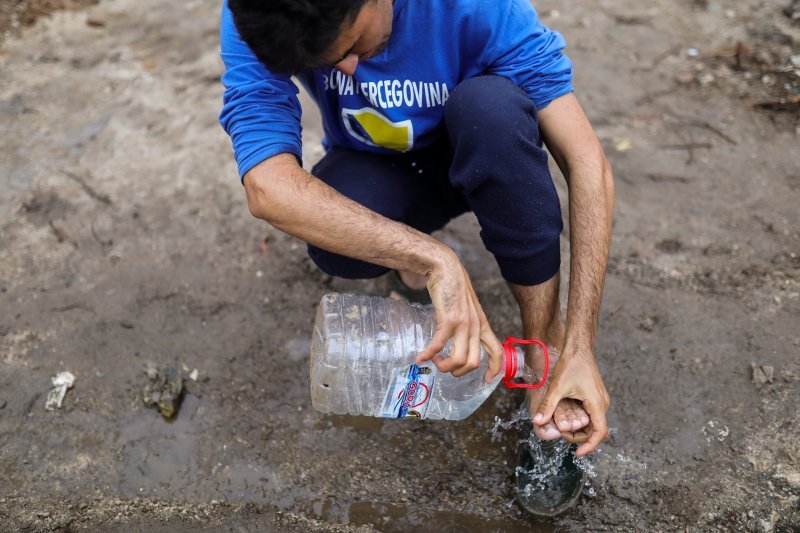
{"left": 228, "top": 0, "right": 370, "bottom": 74}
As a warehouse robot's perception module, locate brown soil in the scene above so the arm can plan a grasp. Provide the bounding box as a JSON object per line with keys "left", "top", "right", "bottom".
{"left": 1, "top": 0, "right": 798, "bottom": 531}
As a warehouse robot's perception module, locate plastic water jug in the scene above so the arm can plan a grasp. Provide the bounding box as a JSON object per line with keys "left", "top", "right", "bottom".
{"left": 309, "top": 293, "right": 548, "bottom": 420}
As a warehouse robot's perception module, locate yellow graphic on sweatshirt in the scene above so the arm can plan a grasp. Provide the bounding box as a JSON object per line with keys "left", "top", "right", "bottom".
{"left": 341, "top": 108, "right": 414, "bottom": 152}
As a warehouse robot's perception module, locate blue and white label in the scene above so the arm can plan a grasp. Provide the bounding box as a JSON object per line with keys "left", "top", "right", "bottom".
{"left": 380, "top": 363, "right": 436, "bottom": 419}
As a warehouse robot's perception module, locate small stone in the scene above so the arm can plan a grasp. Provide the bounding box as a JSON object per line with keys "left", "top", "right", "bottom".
{"left": 145, "top": 362, "right": 158, "bottom": 380}
{"left": 0, "top": 399, "right": 6, "bottom": 409}
{"left": 751, "top": 363, "right": 774, "bottom": 386}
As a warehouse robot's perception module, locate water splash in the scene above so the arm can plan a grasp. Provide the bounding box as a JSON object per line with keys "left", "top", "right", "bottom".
{"left": 516, "top": 437, "right": 573, "bottom": 496}
{"left": 611, "top": 452, "right": 648, "bottom": 470}
{"left": 491, "top": 404, "right": 530, "bottom": 441}
{"left": 573, "top": 453, "right": 598, "bottom": 478}
{"left": 491, "top": 410, "right": 648, "bottom": 505}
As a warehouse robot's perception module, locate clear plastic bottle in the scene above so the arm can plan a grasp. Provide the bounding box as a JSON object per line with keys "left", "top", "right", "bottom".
{"left": 309, "top": 293, "right": 547, "bottom": 420}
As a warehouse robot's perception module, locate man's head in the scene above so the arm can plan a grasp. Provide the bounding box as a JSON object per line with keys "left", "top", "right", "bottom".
{"left": 228, "top": 0, "right": 394, "bottom": 76}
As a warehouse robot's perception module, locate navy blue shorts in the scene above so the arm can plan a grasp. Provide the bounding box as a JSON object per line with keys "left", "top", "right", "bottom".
{"left": 308, "top": 75, "right": 563, "bottom": 286}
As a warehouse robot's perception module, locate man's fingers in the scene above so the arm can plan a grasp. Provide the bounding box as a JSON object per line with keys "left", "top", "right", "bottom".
{"left": 451, "top": 318, "right": 481, "bottom": 377}
{"left": 575, "top": 400, "right": 609, "bottom": 456}
{"left": 481, "top": 326, "right": 504, "bottom": 382}
{"left": 415, "top": 325, "right": 451, "bottom": 365}
{"left": 433, "top": 327, "right": 468, "bottom": 373}
{"left": 533, "top": 387, "right": 562, "bottom": 426}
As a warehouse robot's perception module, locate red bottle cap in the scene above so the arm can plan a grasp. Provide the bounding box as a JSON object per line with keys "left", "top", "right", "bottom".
{"left": 501, "top": 337, "right": 548, "bottom": 390}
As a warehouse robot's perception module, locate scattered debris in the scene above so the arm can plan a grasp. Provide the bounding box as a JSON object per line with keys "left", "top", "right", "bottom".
{"left": 637, "top": 316, "right": 657, "bottom": 332}
{"left": 48, "top": 220, "right": 77, "bottom": 247}
{"left": 751, "top": 363, "right": 775, "bottom": 387}
{"left": 701, "top": 30, "right": 799, "bottom": 122}
{"left": 785, "top": 1, "right": 800, "bottom": 25}
{"left": 656, "top": 239, "right": 684, "bottom": 254}
{"left": 702, "top": 420, "right": 730, "bottom": 443}
{"left": 45, "top": 371, "right": 75, "bottom": 410}
{"left": 61, "top": 170, "right": 112, "bottom": 205}
{"left": 0, "top": 399, "right": 6, "bottom": 409}
{"left": 142, "top": 364, "right": 184, "bottom": 419}
{"left": 659, "top": 142, "right": 713, "bottom": 151}
{"left": 85, "top": 17, "right": 105, "bottom": 28}
{"left": 753, "top": 94, "right": 800, "bottom": 112}
{"left": 188, "top": 368, "right": 199, "bottom": 382}
{"left": 614, "top": 138, "right": 633, "bottom": 152}
{"left": 690, "top": 119, "right": 738, "bottom": 145}
{"left": 644, "top": 173, "right": 694, "bottom": 183}
{"left": 781, "top": 369, "right": 798, "bottom": 383}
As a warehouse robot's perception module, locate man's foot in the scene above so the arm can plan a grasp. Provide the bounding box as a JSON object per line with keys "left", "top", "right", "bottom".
{"left": 516, "top": 426, "right": 586, "bottom": 517}
{"left": 525, "top": 346, "right": 591, "bottom": 441}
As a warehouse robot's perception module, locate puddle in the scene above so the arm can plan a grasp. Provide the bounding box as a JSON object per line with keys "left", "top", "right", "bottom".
{"left": 115, "top": 394, "right": 205, "bottom": 496}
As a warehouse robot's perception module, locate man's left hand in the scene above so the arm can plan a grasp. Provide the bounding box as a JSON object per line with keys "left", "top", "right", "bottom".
{"left": 532, "top": 348, "right": 610, "bottom": 456}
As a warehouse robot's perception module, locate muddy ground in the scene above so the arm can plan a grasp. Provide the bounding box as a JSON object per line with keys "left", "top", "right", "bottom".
{"left": 1, "top": 0, "right": 799, "bottom": 531}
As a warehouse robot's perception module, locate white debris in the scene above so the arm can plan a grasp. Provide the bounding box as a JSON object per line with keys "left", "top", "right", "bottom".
{"left": 45, "top": 371, "right": 75, "bottom": 410}
{"left": 702, "top": 419, "right": 730, "bottom": 443}
{"left": 188, "top": 368, "right": 199, "bottom": 382}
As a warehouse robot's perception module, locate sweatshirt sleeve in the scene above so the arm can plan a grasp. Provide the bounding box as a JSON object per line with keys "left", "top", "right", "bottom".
{"left": 218, "top": 0, "right": 303, "bottom": 180}
{"left": 482, "top": 0, "right": 574, "bottom": 110}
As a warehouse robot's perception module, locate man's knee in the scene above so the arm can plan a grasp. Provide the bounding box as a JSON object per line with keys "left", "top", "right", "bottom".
{"left": 445, "top": 75, "right": 541, "bottom": 148}
{"left": 307, "top": 245, "right": 389, "bottom": 280}
{"left": 444, "top": 76, "right": 550, "bottom": 196}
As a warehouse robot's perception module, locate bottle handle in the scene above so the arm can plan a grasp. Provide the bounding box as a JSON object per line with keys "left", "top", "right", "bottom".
{"left": 501, "top": 337, "right": 548, "bottom": 390}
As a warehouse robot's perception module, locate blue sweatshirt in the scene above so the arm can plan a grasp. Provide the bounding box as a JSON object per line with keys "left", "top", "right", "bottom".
{"left": 219, "top": 0, "right": 574, "bottom": 179}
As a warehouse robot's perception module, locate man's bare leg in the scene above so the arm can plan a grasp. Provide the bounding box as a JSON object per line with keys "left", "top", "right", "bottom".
{"left": 388, "top": 270, "right": 429, "bottom": 300}
{"left": 398, "top": 270, "right": 427, "bottom": 290}
{"left": 509, "top": 273, "right": 590, "bottom": 440}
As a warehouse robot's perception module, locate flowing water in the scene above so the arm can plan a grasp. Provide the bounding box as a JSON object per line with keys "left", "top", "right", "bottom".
{"left": 491, "top": 405, "right": 648, "bottom": 504}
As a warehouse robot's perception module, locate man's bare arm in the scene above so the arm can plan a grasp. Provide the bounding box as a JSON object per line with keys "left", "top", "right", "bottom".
{"left": 533, "top": 93, "right": 615, "bottom": 456}
{"left": 243, "top": 154, "right": 504, "bottom": 377}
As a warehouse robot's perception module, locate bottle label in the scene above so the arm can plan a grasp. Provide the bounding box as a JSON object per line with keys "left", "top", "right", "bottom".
{"left": 380, "top": 363, "right": 436, "bottom": 419}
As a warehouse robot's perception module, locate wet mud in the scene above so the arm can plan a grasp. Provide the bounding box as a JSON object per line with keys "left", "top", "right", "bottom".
{"left": 1, "top": 0, "right": 799, "bottom": 530}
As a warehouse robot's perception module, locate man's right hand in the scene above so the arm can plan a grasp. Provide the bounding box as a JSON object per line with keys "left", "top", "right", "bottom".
{"left": 415, "top": 248, "right": 504, "bottom": 381}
